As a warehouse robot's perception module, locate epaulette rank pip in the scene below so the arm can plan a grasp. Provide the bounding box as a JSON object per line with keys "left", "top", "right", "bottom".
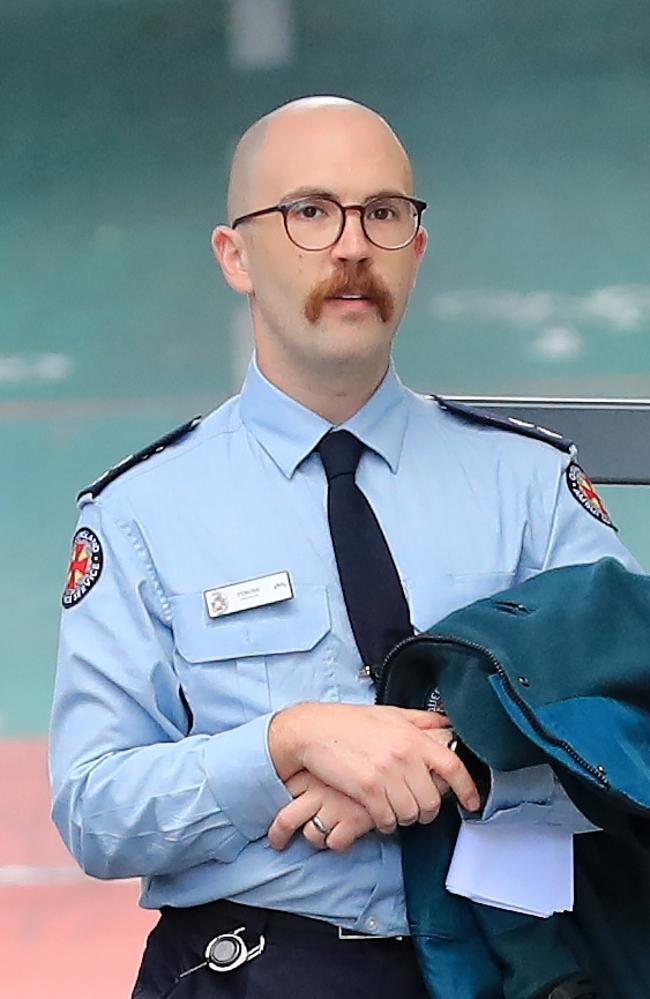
{"left": 77, "top": 416, "right": 202, "bottom": 501}
{"left": 433, "top": 396, "right": 575, "bottom": 454}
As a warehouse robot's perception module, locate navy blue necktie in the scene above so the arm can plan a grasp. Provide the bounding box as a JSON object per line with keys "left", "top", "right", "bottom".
{"left": 317, "top": 430, "right": 413, "bottom": 672}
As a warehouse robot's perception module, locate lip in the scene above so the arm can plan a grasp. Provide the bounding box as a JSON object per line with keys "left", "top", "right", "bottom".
{"left": 326, "top": 297, "right": 374, "bottom": 309}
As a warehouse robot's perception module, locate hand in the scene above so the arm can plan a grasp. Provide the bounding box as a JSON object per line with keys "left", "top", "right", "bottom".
{"left": 268, "top": 703, "right": 479, "bottom": 834}
{"left": 268, "top": 770, "right": 375, "bottom": 852}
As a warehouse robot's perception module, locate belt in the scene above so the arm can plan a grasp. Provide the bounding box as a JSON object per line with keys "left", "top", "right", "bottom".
{"left": 162, "top": 898, "right": 408, "bottom": 944}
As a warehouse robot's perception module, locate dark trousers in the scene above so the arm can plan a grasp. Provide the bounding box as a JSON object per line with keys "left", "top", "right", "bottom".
{"left": 132, "top": 900, "right": 430, "bottom": 999}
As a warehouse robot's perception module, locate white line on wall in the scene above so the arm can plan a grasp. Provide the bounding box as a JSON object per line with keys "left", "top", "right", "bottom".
{"left": 429, "top": 284, "right": 650, "bottom": 333}
{"left": 0, "top": 864, "right": 138, "bottom": 886}
{"left": 0, "top": 353, "right": 73, "bottom": 384}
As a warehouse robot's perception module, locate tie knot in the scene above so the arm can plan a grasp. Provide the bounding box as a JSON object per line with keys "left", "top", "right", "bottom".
{"left": 317, "top": 430, "right": 364, "bottom": 481}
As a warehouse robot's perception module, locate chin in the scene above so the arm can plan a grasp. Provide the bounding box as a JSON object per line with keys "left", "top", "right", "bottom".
{"left": 315, "top": 323, "right": 394, "bottom": 365}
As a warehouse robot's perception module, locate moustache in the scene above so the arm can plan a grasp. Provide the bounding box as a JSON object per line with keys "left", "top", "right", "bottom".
{"left": 304, "top": 266, "right": 394, "bottom": 324}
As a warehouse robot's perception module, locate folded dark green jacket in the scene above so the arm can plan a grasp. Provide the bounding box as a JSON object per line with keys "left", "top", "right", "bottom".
{"left": 377, "top": 557, "right": 650, "bottom": 999}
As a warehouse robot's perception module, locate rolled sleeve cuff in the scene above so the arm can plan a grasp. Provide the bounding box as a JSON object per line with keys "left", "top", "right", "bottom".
{"left": 483, "top": 764, "right": 555, "bottom": 819}
{"left": 464, "top": 764, "right": 600, "bottom": 833}
{"left": 204, "top": 713, "right": 293, "bottom": 842}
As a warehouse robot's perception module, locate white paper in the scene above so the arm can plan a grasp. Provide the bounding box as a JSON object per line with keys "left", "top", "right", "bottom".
{"left": 445, "top": 819, "right": 574, "bottom": 918}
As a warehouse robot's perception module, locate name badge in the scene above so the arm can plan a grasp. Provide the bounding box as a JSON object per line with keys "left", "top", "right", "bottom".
{"left": 204, "top": 571, "right": 293, "bottom": 618}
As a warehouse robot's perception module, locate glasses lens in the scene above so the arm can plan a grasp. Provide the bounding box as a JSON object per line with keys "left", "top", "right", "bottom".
{"left": 285, "top": 198, "right": 343, "bottom": 250}
{"left": 363, "top": 197, "right": 419, "bottom": 249}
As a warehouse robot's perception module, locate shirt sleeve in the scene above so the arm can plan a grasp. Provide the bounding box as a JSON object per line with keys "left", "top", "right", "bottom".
{"left": 476, "top": 766, "right": 600, "bottom": 833}
{"left": 540, "top": 452, "right": 643, "bottom": 573}
{"left": 49, "top": 497, "right": 291, "bottom": 882}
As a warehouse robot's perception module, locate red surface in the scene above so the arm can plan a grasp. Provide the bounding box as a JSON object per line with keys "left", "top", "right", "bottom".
{"left": 1, "top": 738, "right": 156, "bottom": 998}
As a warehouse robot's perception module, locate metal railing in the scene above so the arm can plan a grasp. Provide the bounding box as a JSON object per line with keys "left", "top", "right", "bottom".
{"left": 449, "top": 398, "right": 650, "bottom": 485}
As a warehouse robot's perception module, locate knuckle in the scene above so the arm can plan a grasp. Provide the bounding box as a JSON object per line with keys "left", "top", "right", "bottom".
{"left": 377, "top": 811, "right": 397, "bottom": 833}
{"left": 359, "top": 771, "right": 380, "bottom": 795}
{"left": 422, "top": 794, "right": 441, "bottom": 815}
{"left": 389, "top": 742, "right": 410, "bottom": 766}
{"left": 420, "top": 794, "right": 442, "bottom": 819}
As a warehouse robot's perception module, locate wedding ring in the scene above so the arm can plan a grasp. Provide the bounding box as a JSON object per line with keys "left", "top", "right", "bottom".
{"left": 311, "top": 815, "right": 332, "bottom": 836}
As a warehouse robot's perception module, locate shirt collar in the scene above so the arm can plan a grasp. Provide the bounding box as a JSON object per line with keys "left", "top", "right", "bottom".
{"left": 239, "top": 356, "right": 410, "bottom": 478}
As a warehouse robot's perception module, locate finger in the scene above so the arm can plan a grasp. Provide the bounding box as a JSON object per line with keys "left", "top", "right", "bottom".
{"left": 268, "top": 791, "right": 321, "bottom": 849}
{"left": 302, "top": 818, "right": 335, "bottom": 850}
{"left": 325, "top": 815, "right": 372, "bottom": 852}
{"left": 323, "top": 824, "right": 354, "bottom": 851}
{"left": 433, "top": 775, "right": 450, "bottom": 797}
{"left": 284, "top": 770, "right": 313, "bottom": 796}
{"left": 384, "top": 779, "right": 421, "bottom": 828}
{"left": 403, "top": 763, "right": 443, "bottom": 824}
{"left": 428, "top": 728, "right": 455, "bottom": 748}
{"left": 423, "top": 738, "right": 480, "bottom": 812}
{"left": 357, "top": 784, "right": 398, "bottom": 833}
{"left": 396, "top": 708, "right": 450, "bottom": 730}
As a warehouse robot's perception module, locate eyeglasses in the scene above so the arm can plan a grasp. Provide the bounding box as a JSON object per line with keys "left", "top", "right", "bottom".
{"left": 231, "top": 195, "right": 427, "bottom": 251}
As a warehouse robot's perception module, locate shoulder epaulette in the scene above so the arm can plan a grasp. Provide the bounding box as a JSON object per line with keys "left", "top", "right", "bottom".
{"left": 78, "top": 415, "right": 202, "bottom": 501}
{"left": 432, "top": 396, "right": 574, "bottom": 454}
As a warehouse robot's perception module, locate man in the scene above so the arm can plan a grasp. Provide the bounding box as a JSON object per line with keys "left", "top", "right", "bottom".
{"left": 50, "top": 97, "right": 639, "bottom": 999}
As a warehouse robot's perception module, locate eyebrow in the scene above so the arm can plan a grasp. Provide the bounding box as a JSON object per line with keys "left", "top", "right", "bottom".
{"left": 279, "top": 186, "right": 410, "bottom": 204}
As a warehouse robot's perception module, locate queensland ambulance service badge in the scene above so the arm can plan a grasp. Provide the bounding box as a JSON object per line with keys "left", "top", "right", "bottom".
{"left": 566, "top": 462, "right": 616, "bottom": 530}
{"left": 62, "top": 527, "right": 104, "bottom": 608}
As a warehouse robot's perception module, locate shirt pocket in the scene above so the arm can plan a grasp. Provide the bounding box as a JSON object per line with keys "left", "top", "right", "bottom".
{"left": 449, "top": 571, "right": 517, "bottom": 609}
{"left": 406, "top": 571, "right": 516, "bottom": 632}
{"left": 169, "top": 584, "right": 331, "bottom": 730}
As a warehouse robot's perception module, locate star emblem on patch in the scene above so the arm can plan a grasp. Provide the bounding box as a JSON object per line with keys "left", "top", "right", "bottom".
{"left": 62, "top": 527, "right": 104, "bottom": 608}
{"left": 566, "top": 462, "right": 616, "bottom": 531}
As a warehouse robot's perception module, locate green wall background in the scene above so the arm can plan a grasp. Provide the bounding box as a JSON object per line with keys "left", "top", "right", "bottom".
{"left": 2, "top": 0, "right": 649, "bottom": 734}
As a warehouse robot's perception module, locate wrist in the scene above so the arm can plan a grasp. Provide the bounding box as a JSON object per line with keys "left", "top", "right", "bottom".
{"left": 268, "top": 703, "right": 310, "bottom": 780}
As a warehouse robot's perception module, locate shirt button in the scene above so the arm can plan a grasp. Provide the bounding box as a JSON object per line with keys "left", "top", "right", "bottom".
{"left": 365, "top": 916, "right": 379, "bottom": 932}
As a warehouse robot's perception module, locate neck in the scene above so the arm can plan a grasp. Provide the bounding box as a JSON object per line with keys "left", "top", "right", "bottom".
{"left": 256, "top": 353, "right": 390, "bottom": 424}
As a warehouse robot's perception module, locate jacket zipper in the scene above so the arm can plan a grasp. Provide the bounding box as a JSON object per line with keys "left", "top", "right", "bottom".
{"left": 375, "top": 633, "right": 610, "bottom": 788}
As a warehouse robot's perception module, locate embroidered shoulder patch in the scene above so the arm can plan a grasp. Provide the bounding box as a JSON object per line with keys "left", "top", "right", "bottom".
{"left": 566, "top": 462, "right": 616, "bottom": 530}
{"left": 62, "top": 527, "right": 104, "bottom": 608}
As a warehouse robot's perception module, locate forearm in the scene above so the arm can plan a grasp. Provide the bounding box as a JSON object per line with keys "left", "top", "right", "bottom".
{"left": 52, "top": 713, "right": 292, "bottom": 879}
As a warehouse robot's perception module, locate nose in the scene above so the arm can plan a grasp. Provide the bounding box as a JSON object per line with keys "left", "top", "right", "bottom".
{"left": 330, "top": 207, "right": 371, "bottom": 263}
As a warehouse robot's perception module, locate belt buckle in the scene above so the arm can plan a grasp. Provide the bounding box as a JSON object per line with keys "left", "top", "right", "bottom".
{"left": 337, "top": 926, "right": 403, "bottom": 942}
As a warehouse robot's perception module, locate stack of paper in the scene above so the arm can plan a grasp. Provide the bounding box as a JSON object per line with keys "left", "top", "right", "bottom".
{"left": 445, "top": 820, "right": 574, "bottom": 918}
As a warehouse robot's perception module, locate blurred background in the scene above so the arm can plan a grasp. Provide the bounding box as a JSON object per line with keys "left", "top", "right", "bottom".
{"left": 2, "top": 1, "right": 649, "bottom": 994}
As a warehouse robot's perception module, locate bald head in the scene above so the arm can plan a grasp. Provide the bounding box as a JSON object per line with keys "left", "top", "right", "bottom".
{"left": 226, "top": 96, "right": 413, "bottom": 223}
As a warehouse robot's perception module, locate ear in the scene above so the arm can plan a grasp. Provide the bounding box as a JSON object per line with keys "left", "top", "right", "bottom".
{"left": 211, "top": 226, "right": 254, "bottom": 295}
{"left": 410, "top": 225, "right": 428, "bottom": 289}
{"left": 413, "top": 225, "right": 428, "bottom": 262}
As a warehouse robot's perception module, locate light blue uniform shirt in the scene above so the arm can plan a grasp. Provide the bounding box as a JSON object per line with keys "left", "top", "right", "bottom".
{"left": 50, "top": 359, "right": 639, "bottom": 936}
